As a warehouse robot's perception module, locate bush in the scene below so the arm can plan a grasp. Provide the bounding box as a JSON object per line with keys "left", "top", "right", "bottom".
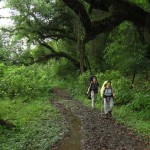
{"left": 0, "top": 64, "right": 54, "bottom": 99}
{"left": 50, "top": 59, "right": 77, "bottom": 78}
{"left": 128, "top": 92, "right": 150, "bottom": 119}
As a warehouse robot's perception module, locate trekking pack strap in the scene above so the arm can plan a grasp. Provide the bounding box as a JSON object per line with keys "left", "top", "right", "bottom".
{"left": 103, "top": 87, "right": 113, "bottom": 98}
{"left": 87, "top": 83, "right": 92, "bottom": 94}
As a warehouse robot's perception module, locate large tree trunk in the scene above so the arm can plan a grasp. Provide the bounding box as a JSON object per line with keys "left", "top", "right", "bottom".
{"left": 76, "top": 14, "right": 86, "bottom": 74}
{"left": 85, "top": 54, "right": 92, "bottom": 74}
{"left": 79, "top": 39, "right": 85, "bottom": 73}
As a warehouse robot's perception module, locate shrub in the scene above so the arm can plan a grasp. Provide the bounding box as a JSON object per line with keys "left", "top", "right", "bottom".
{"left": 0, "top": 64, "right": 53, "bottom": 99}
{"left": 128, "top": 92, "right": 150, "bottom": 119}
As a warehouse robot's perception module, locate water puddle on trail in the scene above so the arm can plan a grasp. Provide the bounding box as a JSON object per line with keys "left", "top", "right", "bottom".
{"left": 52, "top": 103, "right": 82, "bottom": 150}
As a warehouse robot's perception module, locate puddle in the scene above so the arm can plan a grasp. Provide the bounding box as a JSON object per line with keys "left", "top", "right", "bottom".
{"left": 52, "top": 103, "right": 82, "bottom": 150}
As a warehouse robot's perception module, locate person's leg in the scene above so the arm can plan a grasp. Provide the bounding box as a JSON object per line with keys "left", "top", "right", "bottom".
{"left": 104, "top": 98, "right": 108, "bottom": 114}
{"left": 109, "top": 97, "right": 114, "bottom": 116}
{"left": 92, "top": 93, "right": 97, "bottom": 109}
{"left": 91, "top": 90, "right": 95, "bottom": 109}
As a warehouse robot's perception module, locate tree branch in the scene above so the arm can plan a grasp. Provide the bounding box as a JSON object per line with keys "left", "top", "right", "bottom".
{"left": 63, "top": 0, "right": 150, "bottom": 43}
{"left": 62, "top": 0, "right": 92, "bottom": 34}
{"left": 84, "top": 0, "right": 150, "bottom": 31}
{"left": 85, "top": 15, "right": 124, "bottom": 42}
{"left": 38, "top": 40, "right": 56, "bottom": 53}
{"left": 34, "top": 41, "right": 84, "bottom": 69}
{"left": 84, "top": 0, "right": 112, "bottom": 12}
{"left": 35, "top": 52, "right": 81, "bottom": 69}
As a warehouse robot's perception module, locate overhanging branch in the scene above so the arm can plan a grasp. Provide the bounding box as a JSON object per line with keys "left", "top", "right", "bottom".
{"left": 62, "top": 0, "right": 92, "bottom": 34}
{"left": 38, "top": 40, "right": 56, "bottom": 53}
{"left": 62, "top": 0, "right": 150, "bottom": 43}
{"left": 35, "top": 52, "right": 81, "bottom": 69}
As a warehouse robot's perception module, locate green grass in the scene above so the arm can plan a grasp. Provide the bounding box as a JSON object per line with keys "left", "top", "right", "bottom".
{"left": 0, "top": 97, "right": 68, "bottom": 150}
{"left": 113, "top": 106, "right": 150, "bottom": 139}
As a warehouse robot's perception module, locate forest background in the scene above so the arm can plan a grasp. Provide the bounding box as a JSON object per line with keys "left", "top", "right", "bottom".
{"left": 0, "top": 0, "right": 150, "bottom": 149}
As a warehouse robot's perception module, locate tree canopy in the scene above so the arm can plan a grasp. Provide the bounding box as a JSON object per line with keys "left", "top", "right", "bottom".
{"left": 0, "top": 0, "right": 150, "bottom": 73}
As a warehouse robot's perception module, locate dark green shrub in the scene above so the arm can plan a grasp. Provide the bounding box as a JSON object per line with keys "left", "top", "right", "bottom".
{"left": 128, "top": 92, "right": 150, "bottom": 119}
{"left": 0, "top": 64, "right": 53, "bottom": 99}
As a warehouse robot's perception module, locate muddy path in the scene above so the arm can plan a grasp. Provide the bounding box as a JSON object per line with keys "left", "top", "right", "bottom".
{"left": 50, "top": 88, "right": 149, "bottom": 150}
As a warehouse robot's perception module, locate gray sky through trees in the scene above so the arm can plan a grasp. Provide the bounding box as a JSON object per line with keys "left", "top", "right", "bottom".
{"left": 0, "top": 1, "right": 13, "bottom": 27}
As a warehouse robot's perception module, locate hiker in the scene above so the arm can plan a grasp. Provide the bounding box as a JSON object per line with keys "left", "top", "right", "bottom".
{"left": 101, "top": 80, "right": 115, "bottom": 118}
{"left": 87, "top": 76, "right": 99, "bottom": 109}
{"left": 87, "top": 75, "right": 95, "bottom": 99}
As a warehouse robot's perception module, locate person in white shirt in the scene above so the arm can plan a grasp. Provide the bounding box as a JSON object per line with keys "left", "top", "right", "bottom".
{"left": 101, "top": 80, "right": 115, "bottom": 118}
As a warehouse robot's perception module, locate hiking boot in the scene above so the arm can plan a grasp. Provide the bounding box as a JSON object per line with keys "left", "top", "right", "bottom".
{"left": 108, "top": 111, "right": 112, "bottom": 117}
{"left": 105, "top": 113, "right": 109, "bottom": 119}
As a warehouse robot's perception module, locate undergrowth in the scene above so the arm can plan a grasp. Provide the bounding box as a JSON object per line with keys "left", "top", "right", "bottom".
{"left": 0, "top": 97, "right": 68, "bottom": 150}
{"left": 0, "top": 62, "right": 68, "bottom": 150}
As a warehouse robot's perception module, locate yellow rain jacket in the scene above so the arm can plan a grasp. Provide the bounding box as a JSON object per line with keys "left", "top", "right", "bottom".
{"left": 100, "top": 81, "right": 108, "bottom": 98}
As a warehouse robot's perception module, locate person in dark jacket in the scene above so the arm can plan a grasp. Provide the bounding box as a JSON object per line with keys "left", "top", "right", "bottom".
{"left": 87, "top": 76, "right": 99, "bottom": 109}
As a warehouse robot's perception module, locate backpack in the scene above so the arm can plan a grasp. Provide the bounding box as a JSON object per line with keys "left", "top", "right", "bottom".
{"left": 100, "top": 80, "right": 113, "bottom": 98}
{"left": 87, "top": 75, "right": 97, "bottom": 99}
{"left": 103, "top": 87, "right": 113, "bottom": 98}
{"left": 100, "top": 81, "right": 108, "bottom": 98}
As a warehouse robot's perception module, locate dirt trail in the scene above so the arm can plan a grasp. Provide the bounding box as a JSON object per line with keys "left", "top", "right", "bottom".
{"left": 50, "top": 88, "right": 149, "bottom": 150}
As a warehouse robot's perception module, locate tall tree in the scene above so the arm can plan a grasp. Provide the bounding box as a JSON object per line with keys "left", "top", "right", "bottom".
{"left": 62, "top": 0, "right": 150, "bottom": 58}
{"left": 105, "top": 21, "right": 149, "bottom": 83}
{"left": 3, "top": 0, "right": 150, "bottom": 73}
{"left": 4, "top": 0, "right": 84, "bottom": 70}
